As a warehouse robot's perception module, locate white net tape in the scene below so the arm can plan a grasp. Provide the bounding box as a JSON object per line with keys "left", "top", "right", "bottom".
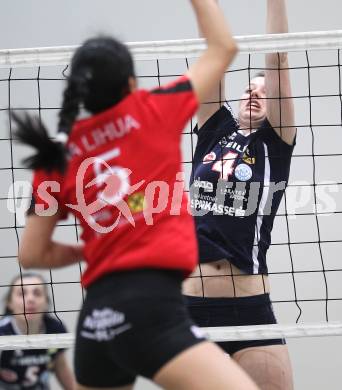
{"left": 1, "top": 323, "right": 342, "bottom": 350}
{"left": 1, "top": 30, "right": 342, "bottom": 67}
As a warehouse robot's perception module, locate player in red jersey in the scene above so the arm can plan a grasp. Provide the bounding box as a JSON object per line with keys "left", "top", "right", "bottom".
{"left": 13, "top": 1, "right": 259, "bottom": 389}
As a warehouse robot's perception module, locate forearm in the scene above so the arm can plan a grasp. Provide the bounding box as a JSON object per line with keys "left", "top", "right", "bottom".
{"left": 55, "top": 353, "right": 76, "bottom": 390}
{"left": 267, "top": 0, "right": 288, "bottom": 34}
{"left": 265, "top": 0, "right": 295, "bottom": 143}
{"left": 199, "top": 0, "right": 226, "bottom": 124}
{"left": 191, "top": 0, "right": 231, "bottom": 126}
{"left": 20, "top": 241, "right": 83, "bottom": 269}
{"left": 56, "top": 368, "right": 75, "bottom": 390}
{"left": 191, "top": 0, "right": 235, "bottom": 52}
{"left": 266, "top": 0, "right": 289, "bottom": 66}
{"left": 187, "top": 0, "right": 237, "bottom": 105}
{"left": 43, "top": 242, "right": 83, "bottom": 268}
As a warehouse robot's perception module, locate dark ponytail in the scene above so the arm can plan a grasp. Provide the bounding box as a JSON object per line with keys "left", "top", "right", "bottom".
{"left": 13, "top": 35, "right": 135, "bottom": 174}
{"left": 12, "top": 112, "right": 68, "bottom": 173}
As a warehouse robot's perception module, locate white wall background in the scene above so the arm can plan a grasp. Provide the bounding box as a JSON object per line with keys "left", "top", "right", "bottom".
{"left": 1, "top": 1, "right": 342, "bottom": 389}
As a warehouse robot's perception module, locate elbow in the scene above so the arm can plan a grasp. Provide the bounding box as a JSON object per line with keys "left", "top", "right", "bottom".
{"left": 220, "top": 39, "right": 238, "bottom": 65}
{"left": 220, "top": 43, "right": 238, "bottom": 71}
{"left": 229, "top": 41, "right": 239, "bottom": 60}
{"left": 230, "top": 40, "right": 239, "bottom": 56}
{"left": 207, "top": 36, "right": 238, "bottom": 69}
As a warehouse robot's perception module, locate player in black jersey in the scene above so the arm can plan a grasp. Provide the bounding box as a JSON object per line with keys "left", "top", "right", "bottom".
{"left": 0, "top": 273, "right": 75, "bottom": 389}
{"left": 183, "top": 1, "right": 295, "bottom": 389}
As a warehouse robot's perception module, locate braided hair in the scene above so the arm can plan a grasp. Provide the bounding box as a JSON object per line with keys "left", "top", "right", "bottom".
{"left": 13, "top": 36, "right": 135, "bottom": 173}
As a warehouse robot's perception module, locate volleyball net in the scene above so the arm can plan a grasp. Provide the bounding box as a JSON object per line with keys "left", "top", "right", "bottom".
{"left": 0, "top": 30, "right": 342, "bottom": 349}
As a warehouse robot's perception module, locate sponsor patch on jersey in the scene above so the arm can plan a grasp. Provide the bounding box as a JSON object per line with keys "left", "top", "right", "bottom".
{"left": 202, "top": 152, "right": 216, "bottom": 164}
{"left": 242, "top": 155, "right": 256, "bottom": 165}
{"left": 234, "top": 163, "right": 252, "bottom": 181}
{"left": 242, "top": 148, "right": 255, "bottom": 165}
{"left": 128, "top": 192, "right": 145, "bottom": 213}
{"left": 193, "top": 179, "right": 213, "bottom": 192}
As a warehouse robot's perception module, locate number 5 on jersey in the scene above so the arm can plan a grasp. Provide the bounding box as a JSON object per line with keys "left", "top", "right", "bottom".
{"left": 93, "top": 148, "right": 130, "bottom": 205}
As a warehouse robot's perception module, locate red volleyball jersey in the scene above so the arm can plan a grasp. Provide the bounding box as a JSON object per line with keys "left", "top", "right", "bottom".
{"left": 31, "top": 76, "right": 198, "bottom": 287}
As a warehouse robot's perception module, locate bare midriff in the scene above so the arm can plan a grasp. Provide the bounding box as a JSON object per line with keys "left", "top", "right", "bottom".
{"left": 182, "top": 259, "right": 270, "bottom": 297}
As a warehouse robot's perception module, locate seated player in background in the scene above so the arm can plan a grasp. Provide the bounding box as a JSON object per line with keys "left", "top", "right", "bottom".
{"left": 183, "top": 0, "right": 295, "bottom": 389}
{"left": 0, "top": 272, "right": 75, "bottom": 389}
{"left": 12, "top": 1, "right": 260, "bottom": 389}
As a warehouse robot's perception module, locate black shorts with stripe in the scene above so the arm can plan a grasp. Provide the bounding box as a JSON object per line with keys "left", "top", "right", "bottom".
{"left": 184, "top": 293, "right": 285, "bottom": 355}
{"left": 75, "top": 269, "right": 205, "bottom": 388}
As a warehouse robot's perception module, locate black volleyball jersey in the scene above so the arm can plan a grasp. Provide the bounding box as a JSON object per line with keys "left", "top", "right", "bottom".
{"left": 190, "top": 103, "right": 295, "bottom": 274}
{"left": 0, "top": 315, "right": 66, "bottom": 389}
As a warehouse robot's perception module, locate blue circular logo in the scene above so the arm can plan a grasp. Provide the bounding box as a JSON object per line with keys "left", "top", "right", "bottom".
{"left": 234, "top": 163, "right": 252, "bottom": 181}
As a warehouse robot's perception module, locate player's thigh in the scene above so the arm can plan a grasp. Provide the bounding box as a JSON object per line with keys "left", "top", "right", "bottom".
{"left": 76, "top": 384, "right": 133, "bottom": 390}
{"left": 153, "top": 341, "right": 259, "bottom": 390}
{"left": 232, "top": 344, "right": 293, "bottom": 390}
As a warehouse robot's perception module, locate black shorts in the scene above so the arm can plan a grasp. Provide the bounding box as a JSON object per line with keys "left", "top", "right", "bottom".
{"left": 184, "top": 293, "right": 285, "bottom": 355}
{"left": 75, "top": 269, "right": 206, "bottom": 388}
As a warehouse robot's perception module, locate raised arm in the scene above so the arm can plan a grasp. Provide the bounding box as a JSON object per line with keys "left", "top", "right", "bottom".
{"left": 187, "top": 0, "right": 237, "bottom": 121}
{"left": 195, "top": 0, "right": 227, "bottom": 129}
{"left": 265, "top": 0, "right": 296, "bottom": 145}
